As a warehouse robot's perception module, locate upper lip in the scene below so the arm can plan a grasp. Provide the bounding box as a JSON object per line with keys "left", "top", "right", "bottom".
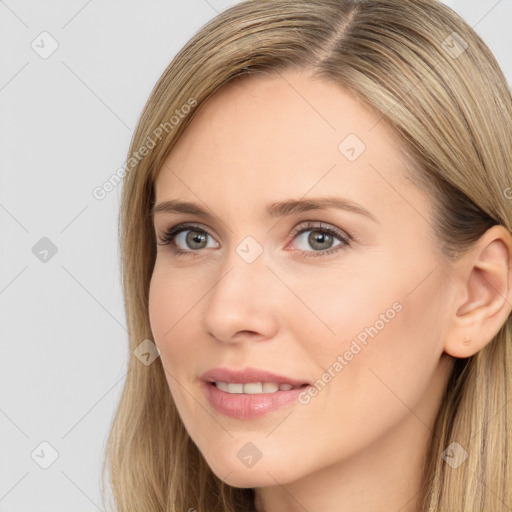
{"left": 201, "top": 366, "right": 310, "bottom": 386}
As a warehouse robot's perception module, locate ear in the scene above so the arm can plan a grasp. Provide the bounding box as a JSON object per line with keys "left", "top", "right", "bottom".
{"left": 444, "top": 224, "right": 512, "bottom": 358}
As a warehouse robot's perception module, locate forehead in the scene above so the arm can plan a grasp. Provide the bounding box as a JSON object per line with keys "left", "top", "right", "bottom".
{"left": 154, "top": 69, "right": 413, "bottom": 213}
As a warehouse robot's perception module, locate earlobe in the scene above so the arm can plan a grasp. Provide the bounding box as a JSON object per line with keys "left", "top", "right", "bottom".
{"left": 443, "top": 225, "right": 512, "bottom": 359}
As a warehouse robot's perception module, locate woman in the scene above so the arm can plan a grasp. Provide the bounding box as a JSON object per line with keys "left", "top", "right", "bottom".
{"left": 102, "top": 1, "right": 512, "bottom": 510}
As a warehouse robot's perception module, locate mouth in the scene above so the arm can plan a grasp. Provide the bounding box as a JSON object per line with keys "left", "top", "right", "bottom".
{"left": 203, "top": 379, "right": 312, "bottom": 419}
{"left": 209, "top": 381, "right": 310, "bottom": 394}
{"left": 200, "top": 366, "right": 311, "bottom": 394}
{"left": 200, "top": 367, "right": 311, "bottom": 417}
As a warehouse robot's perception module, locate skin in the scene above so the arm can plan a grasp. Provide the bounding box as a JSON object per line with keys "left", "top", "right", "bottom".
{"left": 148, "top": 69, "right": 512, "bottom": 512}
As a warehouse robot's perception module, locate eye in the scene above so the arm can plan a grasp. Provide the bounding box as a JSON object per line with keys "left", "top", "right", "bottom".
{"left": 156, "top": 221, "right": 351, "bottom": 258}
{"left": 287, "top": 221, "right": 351, "bottom": 257}
{"left": 156, "top": 223, "right": 219, "bottom": 256}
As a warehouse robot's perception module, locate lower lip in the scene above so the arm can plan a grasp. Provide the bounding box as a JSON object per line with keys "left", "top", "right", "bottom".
{"left": 203, "top": 381, "right": 309, "bottom": 419}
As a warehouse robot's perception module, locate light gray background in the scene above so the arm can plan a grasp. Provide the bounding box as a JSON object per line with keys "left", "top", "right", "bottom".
{"left": 1, "top": 1, "right": 510, "bottom": 510}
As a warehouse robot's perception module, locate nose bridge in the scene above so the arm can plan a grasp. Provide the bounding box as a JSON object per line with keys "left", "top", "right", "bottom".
{"left": 214, "top": 231, "right": 269, "bottom": 297}
{"left": 201, "top": 237, "right": 277, "bottom": 342}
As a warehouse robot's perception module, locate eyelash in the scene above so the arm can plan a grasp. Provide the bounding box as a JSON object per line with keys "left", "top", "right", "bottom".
{"left": 156, "top": 221, "right": 351, "bottom": 258}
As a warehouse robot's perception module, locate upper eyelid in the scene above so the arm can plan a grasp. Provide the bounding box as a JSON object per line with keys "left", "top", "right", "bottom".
{"left": 164, "top": 222, "right": 220, "bottom": 241}
{"left": 290, "top": 222, "right": 349, "bottom": 239}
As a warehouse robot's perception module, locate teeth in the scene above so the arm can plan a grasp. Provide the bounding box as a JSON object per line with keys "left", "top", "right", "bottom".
{"left": 216, "top": 381, "right": 229, "bottom": 392}
{"left": 243, "top": 382, "right": 262, "bottom": 394}
{"left": 228, "top": 383, "right": 243, "bottom": 394}
{"left": 214, "top": 381, "right": 302, "bottom": 394}
{"left": 262, "top": 382, "right": 279, "bottom": 393}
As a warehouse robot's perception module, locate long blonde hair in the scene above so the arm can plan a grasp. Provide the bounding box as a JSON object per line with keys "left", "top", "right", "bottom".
{"left": 101, "top": 1, "right": 512, "bottom": 510}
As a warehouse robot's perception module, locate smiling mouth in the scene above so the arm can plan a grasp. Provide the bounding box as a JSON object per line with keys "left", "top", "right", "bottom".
{"left": 210, "top": 381, "right": 309, "bottom": 394}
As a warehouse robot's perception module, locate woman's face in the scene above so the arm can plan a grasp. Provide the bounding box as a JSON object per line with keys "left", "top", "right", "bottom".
{"left": 149, "top": 69, "right": 455, "bottom": 489}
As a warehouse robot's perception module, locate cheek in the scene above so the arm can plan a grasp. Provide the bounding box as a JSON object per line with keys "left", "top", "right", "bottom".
{"left": 148, "top": 268, "right": 171, "bottom": 344}
{"left": 147, "top": 269, "right": 201, "bottom": 424}
{"left": 148, "top": 265, "right": 198, "bottom": 368}
{"left": 279, "top": 261, "right": 401, "bottom": 363}
{"left": 149, "top": 260, "right": 202, "bottom": 328}
{"left": 316, "top": 272, "right": 446, "bottom": 431}
{"left": 304, "top": 251, "right": 444, "bottom": 400}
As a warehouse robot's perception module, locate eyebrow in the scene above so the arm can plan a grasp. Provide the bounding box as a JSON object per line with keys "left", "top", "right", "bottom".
{"left": 151, "top": 197, "right": 378, "bottom": 223}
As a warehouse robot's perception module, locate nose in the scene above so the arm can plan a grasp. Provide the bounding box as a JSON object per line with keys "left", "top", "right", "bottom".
{"left": 200, "top": 247, "right": 280, "bottom": 345}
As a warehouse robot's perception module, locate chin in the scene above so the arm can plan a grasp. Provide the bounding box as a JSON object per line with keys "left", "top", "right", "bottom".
{"left": 218, "top": 470, "right": 277, "bottom": 489}
{"left": 205, "top": 454, "right": 300, "bottom": 489}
